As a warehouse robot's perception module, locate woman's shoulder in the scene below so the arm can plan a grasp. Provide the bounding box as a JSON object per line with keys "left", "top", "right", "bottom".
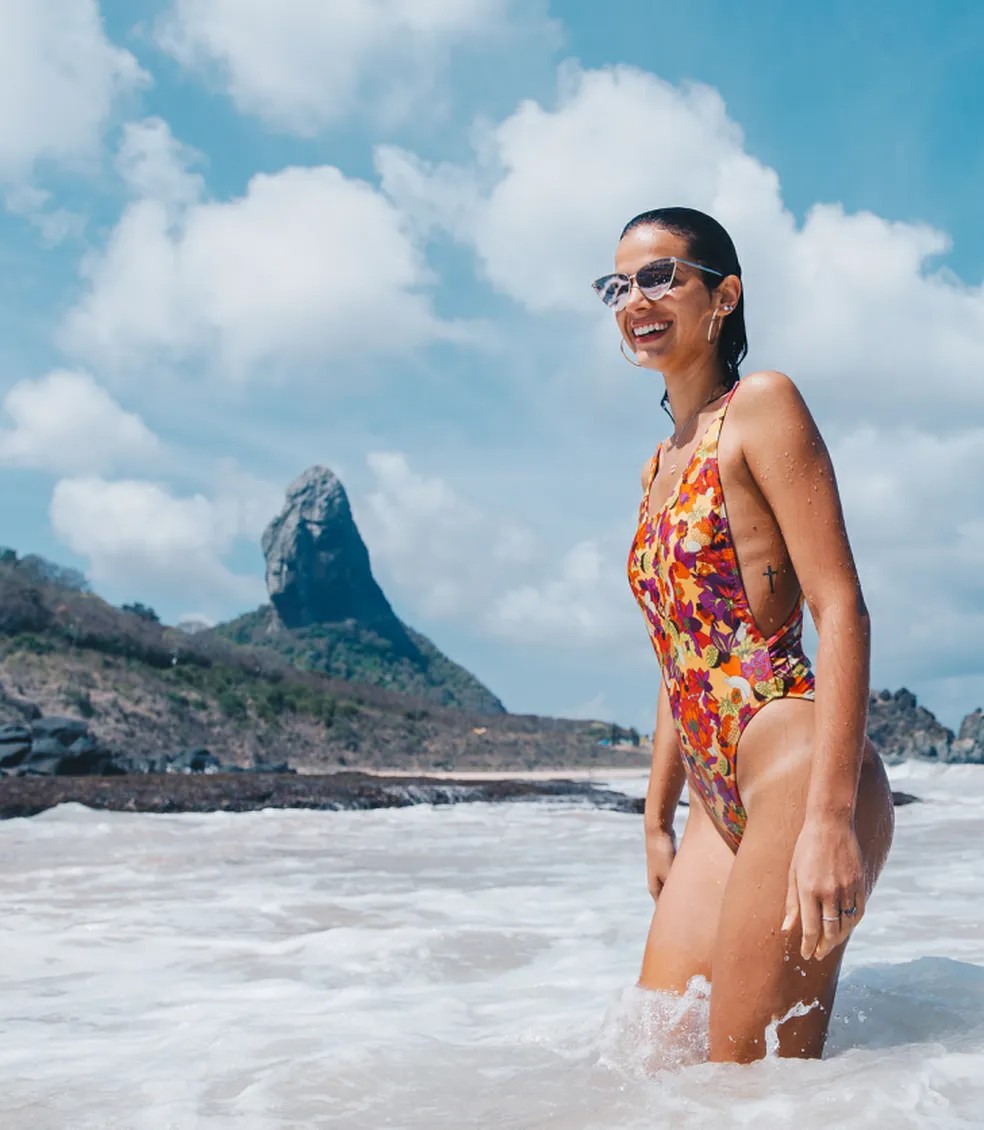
{"left": 732, "top": 370, "right": 813, "bottom": 426}
{"left": 731, "top": 371, "right": 824, "bottom": 459}
{"left": 735, "top": 369, "right": 803, "bottom": 403}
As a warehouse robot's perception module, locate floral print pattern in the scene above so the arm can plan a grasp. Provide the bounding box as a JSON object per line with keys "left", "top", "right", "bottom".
{"left": 628, "top": 386, "right": 815, "bottom": 851}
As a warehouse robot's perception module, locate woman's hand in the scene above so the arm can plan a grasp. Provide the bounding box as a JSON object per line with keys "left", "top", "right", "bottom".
{"left": 782, "top": 815, "right": 866, "bottom": 961}
{"left": 645, "top": 827, "right": 677, "bottom": 904}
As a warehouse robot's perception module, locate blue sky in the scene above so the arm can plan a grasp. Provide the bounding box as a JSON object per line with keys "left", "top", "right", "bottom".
{"left": 1, "top": 1, "right": 982, "bottom": 732}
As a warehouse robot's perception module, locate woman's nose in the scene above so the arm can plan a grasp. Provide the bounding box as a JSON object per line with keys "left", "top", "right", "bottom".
{"left": 624, "top": 278, "right": 652, "bottom": 310}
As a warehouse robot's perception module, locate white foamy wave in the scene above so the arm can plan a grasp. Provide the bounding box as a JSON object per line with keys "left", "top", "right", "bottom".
{"left": 598, "top": 977, "right": 711, "bottom": 1074}
{"left": 0, "top": 768, "right": 982, "bottom": 1127}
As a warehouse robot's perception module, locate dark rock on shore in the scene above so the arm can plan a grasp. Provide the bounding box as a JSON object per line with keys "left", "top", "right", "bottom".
{"left": 0, "top": 772, "right": 644, "bottom": 820}
{"left": 865, "top": 689, "right": 984, "bottom": 764}
{"left": 950, "top": 709, "right": 984, "bottom": 765}
{"left": 0, "top": 714, "right": 295, "bottom": 779}
{"left": 867, "top": 688, "right": 955, "bottom": 763}
{"left": 3, "top": 715, "right": 123, "bottom": 776}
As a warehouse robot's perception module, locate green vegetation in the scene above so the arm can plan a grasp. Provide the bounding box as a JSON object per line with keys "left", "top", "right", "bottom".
{"left": 0, "top": 547, "right": 89, "bottom": 592}
{"left": 122, "top": 602, "right": 160, "bottom": 623}
{"left": 212, "top": 605, "right": 504, "bottom": 714}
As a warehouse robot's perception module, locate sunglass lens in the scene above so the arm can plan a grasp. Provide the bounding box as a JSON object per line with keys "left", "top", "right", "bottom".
{"left": 593, "top": 275, "right": 630, "bottom": 309}
{"left": 636, "top": 259, "right": 675, "bottom": 299}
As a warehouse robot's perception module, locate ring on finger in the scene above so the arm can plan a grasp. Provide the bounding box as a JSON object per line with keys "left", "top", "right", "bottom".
{"left": 821, "top": 914, "right": 842, "bottom": 923}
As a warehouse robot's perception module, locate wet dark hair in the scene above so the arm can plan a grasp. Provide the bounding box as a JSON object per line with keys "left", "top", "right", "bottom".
{"left": 621, "top": 207, "right": 747, "bottom": 419}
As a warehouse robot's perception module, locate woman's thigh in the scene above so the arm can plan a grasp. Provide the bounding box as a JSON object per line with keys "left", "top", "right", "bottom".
{"left": 709, "top": 718, "right": 894, "bottom": 1062}
{"left": 638, "top": 797, "right": 735, "bottom": 992}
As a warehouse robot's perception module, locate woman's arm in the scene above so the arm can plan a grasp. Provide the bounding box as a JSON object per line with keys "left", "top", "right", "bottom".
{"left": 737, "top": 371, "right": 869, "bottom": 960}
{"left": 645, "top": 678, "right": 687, "bottom": 902}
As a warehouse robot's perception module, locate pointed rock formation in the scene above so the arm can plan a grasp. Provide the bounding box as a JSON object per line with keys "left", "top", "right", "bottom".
{"left": 222, "top": 466, "right": 505, "bottom": 714}
{"left": 262, "top": 466, "right": 404, "bottom": 636}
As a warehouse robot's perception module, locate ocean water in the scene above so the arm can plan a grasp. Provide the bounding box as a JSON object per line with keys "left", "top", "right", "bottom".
{"left": 1, "top": 762, "right": 983, "bottom": 1130}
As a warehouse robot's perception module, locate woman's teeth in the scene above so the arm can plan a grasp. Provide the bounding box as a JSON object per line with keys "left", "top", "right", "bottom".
{"left": 633, "top": 321, "right": 669, "bottom": 338}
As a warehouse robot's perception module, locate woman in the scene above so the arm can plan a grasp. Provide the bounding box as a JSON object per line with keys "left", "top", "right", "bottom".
{"left": 593, "top": 207, "right": 894, "bottom": 1062}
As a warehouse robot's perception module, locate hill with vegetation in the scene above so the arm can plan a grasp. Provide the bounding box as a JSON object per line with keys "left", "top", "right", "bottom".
{"left": 0, "top": 553, "right": 644, "bottom": 773}
{"left": 219, "top": 464, "right": 507, "bottom": 714}
{"left": 213, "top": 603, "right": 503, "bottom": 714}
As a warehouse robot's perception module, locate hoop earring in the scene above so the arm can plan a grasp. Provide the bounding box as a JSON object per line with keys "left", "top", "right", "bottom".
{"left": 707, "top": 303, "right": 733, "bottom": 345}
{"left": 619, "top": 339, "right": 641, "bottom": 367}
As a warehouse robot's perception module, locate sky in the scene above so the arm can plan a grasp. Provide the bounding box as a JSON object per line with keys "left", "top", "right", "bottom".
{"left": 1, "top": 0, "right": 982, "bottom": 733}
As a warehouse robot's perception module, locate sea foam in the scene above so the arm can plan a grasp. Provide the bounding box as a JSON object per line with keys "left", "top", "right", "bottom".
{"left": 0, "top": 767, "right": 981, "bottom": 1128}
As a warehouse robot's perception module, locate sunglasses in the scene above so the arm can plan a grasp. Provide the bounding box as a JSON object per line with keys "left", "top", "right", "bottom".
{"left": 592, "top": 257, "right": 724, "bottom": 312}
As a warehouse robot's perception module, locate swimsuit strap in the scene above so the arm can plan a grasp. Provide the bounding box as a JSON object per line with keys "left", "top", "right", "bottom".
{"left": 641, "top": 384, "right": 739, "bottom": 512}
{"left": 705, "top": 383, "right": 740, "bottom": 459}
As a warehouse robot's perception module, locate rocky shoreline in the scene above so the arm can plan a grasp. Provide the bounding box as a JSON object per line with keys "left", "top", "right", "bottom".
{"left": 0, "top": 771, "right": 923, "bottom": 821}
{"left": 0, "top": 771, "right": 647, "bottom": 820}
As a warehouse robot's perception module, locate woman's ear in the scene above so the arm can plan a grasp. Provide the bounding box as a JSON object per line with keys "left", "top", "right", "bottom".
{"left": 717, "top": 274, "right": 742, "bottom": 311}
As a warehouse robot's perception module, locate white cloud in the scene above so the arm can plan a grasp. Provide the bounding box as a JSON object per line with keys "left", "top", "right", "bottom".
{"left": 831, "top": 425, "right": 984, "bottom": 685}
{"left": 358, "top": 450, "right": 635, "bottom": 647}
{"left": 49, "top": 475, "right": 265, "bottom": 611}
{"left": 488, "top": 539, "right": 634, "bottom": 646}
{"left": 4, "top": 185, "right": 85, "bottom": 245}
{"left": 0, "top": 0, "right": 145, "bottom": 183}
{"left": 210, "top": 457, "right": 285, "bottom": 542}
{"left": 157, "top": 0, "right": 555, "bottom": 135}
{"left": 0, "top": 370, "right": 161, "bottom": 475}
{"left": 359, "top": 451, "right": 532, "bottom": 619}
{"left": 64, "top": 161, "right": 464, "bottom": 379}
{"left": 116, "top": 117, "right": 205, "bottom": 214}
{"left": 377, "top": 63, "right": 984, "bottom": 427}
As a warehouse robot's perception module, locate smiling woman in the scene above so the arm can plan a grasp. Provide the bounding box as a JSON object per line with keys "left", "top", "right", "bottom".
{"left": 596, "top": 207, "right": 895, "bottom": 1062}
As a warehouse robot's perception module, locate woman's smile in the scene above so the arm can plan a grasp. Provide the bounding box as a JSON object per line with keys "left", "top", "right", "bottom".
{"left": 631, "top": 318, "right": 672, "bottom": 344}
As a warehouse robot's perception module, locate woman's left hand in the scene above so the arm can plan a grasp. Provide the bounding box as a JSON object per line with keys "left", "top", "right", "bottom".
{"left": 781, "top": 816, "right": 866, "bottom": 961}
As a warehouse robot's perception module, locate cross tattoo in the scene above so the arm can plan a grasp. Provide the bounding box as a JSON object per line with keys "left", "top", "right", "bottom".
{"left": 763, "top": 564, "right": 778, "bottom": 593}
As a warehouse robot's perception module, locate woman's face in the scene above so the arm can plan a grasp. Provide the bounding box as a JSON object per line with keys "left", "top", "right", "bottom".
{"left": 612, "top": 225, "right": 727, "bottom": 373}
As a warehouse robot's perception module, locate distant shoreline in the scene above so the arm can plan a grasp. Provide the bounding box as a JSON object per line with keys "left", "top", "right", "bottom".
{"left": 349, "top": 766, "right": 649, "bottom": 782}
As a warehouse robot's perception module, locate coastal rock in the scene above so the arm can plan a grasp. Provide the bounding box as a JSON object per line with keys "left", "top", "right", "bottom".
{"left": 119, "top": 747, "right": 293, "bottom": 776}
{"left": 32, "top": 716, "right": 90, "bottom": 745}
{"left": 262, "top": 466, "right": 404, "bottom": 635}
{"left": 866, "top": 688, "right": 954, "bottom": 765}
{"left": 0, "top": 772, "right": 923, "bottom": 822}
{"left": 949, "top": 709, "right": 984, "bottom": 765}
{"left": 0, "top": 772, "right": 645, "bottom": 819}
{"left": 0, "top": 717, "right": 295, "bottom": 779}
{"left": 0, "top": 724, "right": 31, "bottom": 769}
{"left": 8, "top": 717, "right": 123, "bottom": 776}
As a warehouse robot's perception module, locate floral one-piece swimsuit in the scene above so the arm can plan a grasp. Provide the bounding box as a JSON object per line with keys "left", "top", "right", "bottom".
{"left": 627, "top": 383, "right": 816, "bottom": 851}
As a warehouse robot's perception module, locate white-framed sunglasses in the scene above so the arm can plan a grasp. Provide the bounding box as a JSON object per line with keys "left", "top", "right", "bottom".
{"left": 592, "top": 256, "right": 723, "bottom": 312}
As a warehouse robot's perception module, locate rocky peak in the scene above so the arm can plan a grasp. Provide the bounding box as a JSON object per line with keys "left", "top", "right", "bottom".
{"left": 262, "top": 466, "right": 402, "bottom": 634}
